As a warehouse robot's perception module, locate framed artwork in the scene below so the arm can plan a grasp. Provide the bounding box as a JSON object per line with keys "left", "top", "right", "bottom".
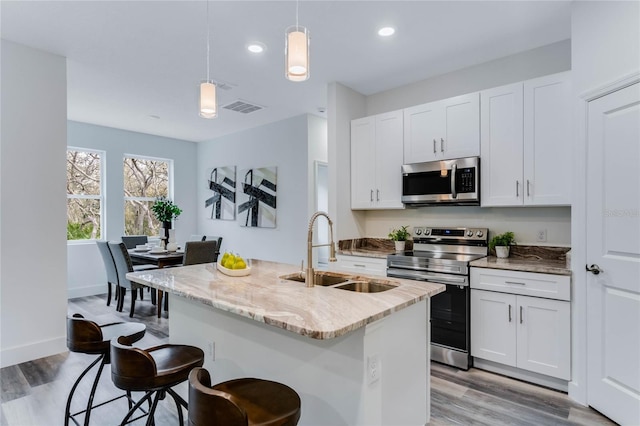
{"left": 237, "top": 166, "right": 277, "bottom": 228}
{"left": 205, "top": 166, "right": 236, "bottom": 220}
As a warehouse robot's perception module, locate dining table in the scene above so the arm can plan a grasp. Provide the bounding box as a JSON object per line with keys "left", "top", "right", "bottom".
{"left": 128, "top": 249, "right": 184, "bottom": 318}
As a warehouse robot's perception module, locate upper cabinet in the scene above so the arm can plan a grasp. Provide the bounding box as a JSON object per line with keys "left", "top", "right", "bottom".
{"left": 403, "top": 92, "right": 480, "bottom": 164}
{"left": 481, "top": 72, "right": 572, "bottom": 207}
{"left": 351, "top": 110, "right": 404, "bottom": 210}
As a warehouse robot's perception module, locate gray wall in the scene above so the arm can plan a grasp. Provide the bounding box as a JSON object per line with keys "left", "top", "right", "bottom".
{"left": 1, "top": 40, "right": 68, "bottom": 367}
{"left": 197, "top": 114, "right": 322, "bottom": 266}
{"left": 66, "top": 121, "right": 198, "bottom": 298}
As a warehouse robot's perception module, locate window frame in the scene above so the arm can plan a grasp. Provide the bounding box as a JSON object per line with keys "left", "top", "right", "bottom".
{"left": 66, "top": 147, "right": 106, "bottom": 243}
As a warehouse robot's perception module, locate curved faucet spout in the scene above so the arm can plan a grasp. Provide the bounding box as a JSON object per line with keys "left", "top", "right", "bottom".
{"left": 306, "top": 211, "right": 337, "bottom": 287}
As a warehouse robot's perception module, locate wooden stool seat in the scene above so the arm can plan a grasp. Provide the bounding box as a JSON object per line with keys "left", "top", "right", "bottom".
{"left": 188, "top": 368, "right": 301, "bottom": 426}
{"left": 65, "top": 314, "right": 146, "bottom": 426}
{"left": 111, "top": 336, "right": 204, "bottom": 426}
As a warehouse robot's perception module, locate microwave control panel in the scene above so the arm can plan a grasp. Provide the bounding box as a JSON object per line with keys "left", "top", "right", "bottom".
{"left": 456, "top": 168, "right": 476, "bottom": 193}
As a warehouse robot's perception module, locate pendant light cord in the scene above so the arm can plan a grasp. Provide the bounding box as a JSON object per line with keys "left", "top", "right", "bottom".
{"left": 206, "top": 0, "right": 210, "bottom": 81}
{"left": 296, "top": 0, "right": 299, "bottom": 29}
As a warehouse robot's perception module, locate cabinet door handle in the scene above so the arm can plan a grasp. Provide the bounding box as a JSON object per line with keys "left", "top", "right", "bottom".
{"left": 440, "top": 138, "right": 445, "bottom": 152}
{"left": 508, "top": 304, "right": 512, "bottom": 322}
{"left": 376, "top": 189, "right": 380, "bottom": 201}
{"left": 370, "top": 190, "right": 373, "bottom": 202}
{"left": 527, "top": 180, "right": 531, "bottom": 197}
{"left": 520, "top": 306, "right": 523, "bottom": 324}
{"left": 505, "top": 281, "right": 526, "bottom": 285}
{"left": 433, "top": 139, "right": 437, "bottom": 153}
{"left": 516, "top": 181, "right": 520, "bottom": 197}
{"left": 353, "top": 264, "right": 367, "bottom": 268}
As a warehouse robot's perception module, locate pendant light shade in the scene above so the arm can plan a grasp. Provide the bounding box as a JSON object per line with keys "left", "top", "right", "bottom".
{"left": 285, "top": 25, "right": 310, "bottom": 81}
{"left": 199, "top": 80, "right": 217, "bottom": 118}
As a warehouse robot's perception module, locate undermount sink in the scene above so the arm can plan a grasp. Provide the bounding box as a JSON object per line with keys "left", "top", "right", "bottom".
{"left": 279, "top": 272, "right": 397, "bottom": 293}
{"left": 334, "top": 281, "right": 397, "bottom": 293}
{"left": 279, "top": 272, "right": 350, "bottom": 286}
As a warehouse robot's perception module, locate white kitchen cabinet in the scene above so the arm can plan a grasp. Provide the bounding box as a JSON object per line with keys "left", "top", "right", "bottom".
{"left": 470, "top": 268, "right": 571, "bottom": 381}
{"left": 351, "top": 110, "right": 404, "bottom": 210}
{"left": 403, "top": 92, "right": 479, "bottom": 164}
{"left": 330, "top": 255, "right": 387, "bottom": 277}
{"left": 481, "top": 71, "right": 572, "bottom": 207}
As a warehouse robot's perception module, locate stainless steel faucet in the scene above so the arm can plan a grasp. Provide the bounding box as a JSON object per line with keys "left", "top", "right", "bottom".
{"left": 306, "top": 211, "right": 337, "bottom": 287}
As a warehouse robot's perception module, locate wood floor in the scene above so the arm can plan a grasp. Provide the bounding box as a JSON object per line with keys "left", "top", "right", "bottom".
{"left": 1, "top": 294, "right": 616, "bottom": 425}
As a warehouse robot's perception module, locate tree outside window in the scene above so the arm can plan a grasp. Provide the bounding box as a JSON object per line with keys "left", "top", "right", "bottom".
{"left": 67, "top": 149, "right": 103, "bottom": 240}
{"left": 124, "top": 156, "right": 170, "bottom": 236}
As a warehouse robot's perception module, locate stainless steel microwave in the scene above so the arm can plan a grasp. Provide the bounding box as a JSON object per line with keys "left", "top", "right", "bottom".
{"left": 401, "top": 157, "right": 480, "bottom": 206}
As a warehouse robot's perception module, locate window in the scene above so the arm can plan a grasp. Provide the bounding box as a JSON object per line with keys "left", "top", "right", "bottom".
{"left": 123, "top": 155, "right": 171, "bottom": 236}
{"left": 67, "top": 148, "right": 104, "bottom": 240}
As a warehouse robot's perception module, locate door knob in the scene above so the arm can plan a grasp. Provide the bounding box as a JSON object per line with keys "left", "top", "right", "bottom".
{"left": 586, "top": 264, "right": 604, "bottom": 275}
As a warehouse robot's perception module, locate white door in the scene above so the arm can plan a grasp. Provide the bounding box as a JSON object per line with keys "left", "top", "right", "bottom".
{"left": 350, "top": 117, "right": 375, "bottom": 209}
{"left": 403, "top": 101, "right": 441, "bottom": 164}
{"left": 442, "top": 92, "right": 480, "bottom": 160}
{"left": 374, "top": 110, "right": 404, "bottom": 209}
{"left": 586, "top": 82, "right": 640, "bottom": 425}
{"left": 470, "top": 289, "right": 517, "bottom": 367}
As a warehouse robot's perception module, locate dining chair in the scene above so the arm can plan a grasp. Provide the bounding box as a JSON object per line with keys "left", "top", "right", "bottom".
{"left": 189, "top": 235, "right": 206, "bottom": 242}
{"left": 203, "top": 236, "right": 223, "bottom": 262}
{"left": 109, "top": 241, "right": 155, "bottom": 317}
{"left": 183, "top": 240, "right": 218, "bottom": 266}
{"left": 121, "top": 235, "right": 148, "bottom": 249}
{"left": 96, "top": 241, "right": 119, "bottom": 307}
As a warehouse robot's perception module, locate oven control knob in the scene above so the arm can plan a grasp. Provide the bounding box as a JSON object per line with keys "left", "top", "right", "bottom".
{"left": 424, "top": 229, "right": 431, "bottom": 236}
{"left": 415, "top": 229, "right": 422, "bottom": 235}
{"left": 476, "top": 230, "right": 484, "bottom": 237}
{"left": 466, "top": 230, "right": 473, "bottom": 237}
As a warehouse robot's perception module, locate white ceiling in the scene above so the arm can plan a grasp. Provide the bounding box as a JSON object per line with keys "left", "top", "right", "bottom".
{"left": 1, "top": 1, "right": 571, "bottom": 142}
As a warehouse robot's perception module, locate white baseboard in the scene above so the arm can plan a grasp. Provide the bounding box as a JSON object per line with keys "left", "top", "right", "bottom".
{"left": 0, "top": 336, "right": 67, "bottom": 368}
{"left": 473, "top": 358, "right": 569, "bottom": 392}
{"left": 67, "top": 284, "right": 106, "bottom": 299}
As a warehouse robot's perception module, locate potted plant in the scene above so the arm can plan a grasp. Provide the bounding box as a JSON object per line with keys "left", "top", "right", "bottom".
{"left": 489, "top": 231, "right": 516, "bottom": 258}
{"left": 151, "top": 196, "right": 182, "bottom": 240}
{"left": 388, "top": 225, "right": 410, "bottom": 252}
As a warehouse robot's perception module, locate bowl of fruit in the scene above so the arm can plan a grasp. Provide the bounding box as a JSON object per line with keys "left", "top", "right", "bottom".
{"left": 217, "top": 252, "right": 251, "bottom": 277}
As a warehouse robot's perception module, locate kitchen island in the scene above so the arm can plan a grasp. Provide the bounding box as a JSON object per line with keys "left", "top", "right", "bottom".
{"left": 127, "top": 260, "right": 444, "bottom": 425}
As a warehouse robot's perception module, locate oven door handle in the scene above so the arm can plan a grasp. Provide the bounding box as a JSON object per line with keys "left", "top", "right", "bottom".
{"left": 387, "top": 269, "right": 468, "bottom": 285}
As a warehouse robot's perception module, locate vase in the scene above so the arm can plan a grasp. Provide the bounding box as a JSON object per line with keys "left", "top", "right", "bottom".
{"left": 394, "top": 241, "right": 406, "bottom": 252}
{"left": 166, "top": 229, "right": 178, "bottom": 252}
{"left": 162, "top": 221, "right": 172, "bottom": 241}
{"left": 495, "top": 246, "right": 510, "bottom": 258}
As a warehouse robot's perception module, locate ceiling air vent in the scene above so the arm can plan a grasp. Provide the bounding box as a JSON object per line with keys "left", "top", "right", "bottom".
{"left": 223, "top": 100, "right": 264, "bottom": 114}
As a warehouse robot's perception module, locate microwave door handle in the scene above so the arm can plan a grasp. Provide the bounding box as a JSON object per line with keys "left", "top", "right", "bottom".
{"left": 451, "top": 163, "right": 457, "bottom": 199}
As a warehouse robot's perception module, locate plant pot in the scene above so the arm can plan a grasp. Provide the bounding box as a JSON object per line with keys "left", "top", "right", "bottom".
{"left": 394, "top": 241, "right": 406, "bottom": 252}
{"left": 495, "top": 246, "right": 510, "bottom": 258}
{"left": 162, "top": 221, "right": 172, "bottom": 241}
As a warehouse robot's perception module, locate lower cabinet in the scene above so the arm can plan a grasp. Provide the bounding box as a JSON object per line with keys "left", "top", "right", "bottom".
{"left": 330, "top": 255, "right": 387, "bottom": 277}
{"left": 470, "top": 268, "right": 571, "bottom": 381}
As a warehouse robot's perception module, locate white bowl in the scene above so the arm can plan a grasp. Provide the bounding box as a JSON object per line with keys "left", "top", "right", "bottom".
{"left": 217, "top": 260, "right": 251, "bottom": 277}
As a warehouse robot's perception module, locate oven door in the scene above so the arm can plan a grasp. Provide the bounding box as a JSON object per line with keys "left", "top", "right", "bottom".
{"left": 431, "top": 284, "right": 470, "bottom": 353}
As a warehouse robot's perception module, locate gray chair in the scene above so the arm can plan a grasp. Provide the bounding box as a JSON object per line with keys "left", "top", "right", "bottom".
{"left": 183, "top": 240, "right": 218, "bottom": 266}
{"left": 96, "top": 241, "right": 118, "bottom": 306}
{"left": 109, "top": 241, "right": 156, "bottom": 317}
{"left": 121, "top": 235, "right": 148, "bottom": 249}
{"left": 203, "top": 236, "right": 223, "bottom": 262}
{"left": 189, "top": 235, "right": 206, "bottom": 242}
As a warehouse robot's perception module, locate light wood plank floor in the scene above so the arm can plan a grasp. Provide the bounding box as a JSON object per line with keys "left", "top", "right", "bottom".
{"left": 1, "top": 294, "right": 616, "bottom": 425}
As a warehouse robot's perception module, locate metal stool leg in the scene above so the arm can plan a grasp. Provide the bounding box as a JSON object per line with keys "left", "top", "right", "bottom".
{"left": 120, "top": 391, "right": 154, "bottom": 426}
{"left": 167, "top": 388, "right": 187, "bottom": 426}
{"left": 64, "top": 355, "right": 103, "bottom": 426}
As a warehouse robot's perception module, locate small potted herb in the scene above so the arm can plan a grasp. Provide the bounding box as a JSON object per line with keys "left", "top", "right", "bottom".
{"left": 388, "top": 225, "right": 410, "bottom": 252}
{"left": 489, "top": 231, "right": 516, "bottom": 258}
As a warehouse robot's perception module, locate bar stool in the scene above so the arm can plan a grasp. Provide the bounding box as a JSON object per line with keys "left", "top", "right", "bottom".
{"left": 187, "top": 367, "right": 301, "bottom": 426}
{"left": 111, "top": 336, "right": 205, "bottom": 426}
{"left": 64, "top": 314, "right": 146, "bottom": 426}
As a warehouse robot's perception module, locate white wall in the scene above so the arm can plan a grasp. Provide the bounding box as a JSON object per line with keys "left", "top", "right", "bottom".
{"left": 66, "top": 121, "right": 198, "bottom": 298}
{"left": 1, "top": 40, "right": 68, "bottom": 367}
{"left": 197, "top": 114, "right": 323, "bottom": 266}
{"left": 569, "top": 0, "right": 640, "bottom": 405}
{"left": 329, "top": 41, "right": 573, "bottom": 245}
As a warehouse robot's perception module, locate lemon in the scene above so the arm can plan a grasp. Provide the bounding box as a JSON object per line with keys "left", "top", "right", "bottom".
{"left": 221, "top": 252, "right": 230, "bottom": 265}
{"left": 234, "top": 259, "right": 247, "bottom": 269}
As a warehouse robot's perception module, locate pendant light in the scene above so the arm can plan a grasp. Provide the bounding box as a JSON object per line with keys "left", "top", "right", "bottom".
{"left": 199, "top": 0, "right": 217, "bottom": 118}
{"left": 285, "top": 0, "right": 309, "bottom": 82}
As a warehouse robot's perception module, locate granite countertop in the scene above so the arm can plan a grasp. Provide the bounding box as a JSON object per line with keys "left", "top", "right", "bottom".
{"left": 337, "top": 237, "right": 408, "bottom": 258}
{"left": 470, "top": 246, "right": 571, "bottom": 275}
{"left": 127, "top": 259, "right": 444, "bottom": 340}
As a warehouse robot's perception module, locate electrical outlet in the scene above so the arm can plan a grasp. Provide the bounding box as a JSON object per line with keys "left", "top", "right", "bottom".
{"left": 207, "top": 341, "right": 216, "bottom": 361}
{"left": 536, "top": 229, "right": 547, "bottom": 242}
{"left": 367, "top": 354, "right": 381, "bottom": 385}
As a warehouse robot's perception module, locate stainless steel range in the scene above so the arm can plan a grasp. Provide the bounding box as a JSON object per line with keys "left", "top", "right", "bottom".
{"left": 387, "top": 227, "right": 488, "bottom": 370}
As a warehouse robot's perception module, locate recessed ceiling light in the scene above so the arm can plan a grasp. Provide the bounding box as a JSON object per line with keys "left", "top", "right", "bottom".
{"left": 247, "top": 43, "right": 266, "bottom": 54}
{"left": 378, "top": 27, "right": 395, "bottom": 37}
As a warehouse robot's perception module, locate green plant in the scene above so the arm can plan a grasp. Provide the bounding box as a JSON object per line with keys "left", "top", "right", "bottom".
{"left": 388, "top": 225, "right": 410, "bottom": 241}
{"left": 489, "top": 231, "right": 516, "bottom": 251}
{"left": 151, "top": 197, "right": 182, "bottom": 222}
